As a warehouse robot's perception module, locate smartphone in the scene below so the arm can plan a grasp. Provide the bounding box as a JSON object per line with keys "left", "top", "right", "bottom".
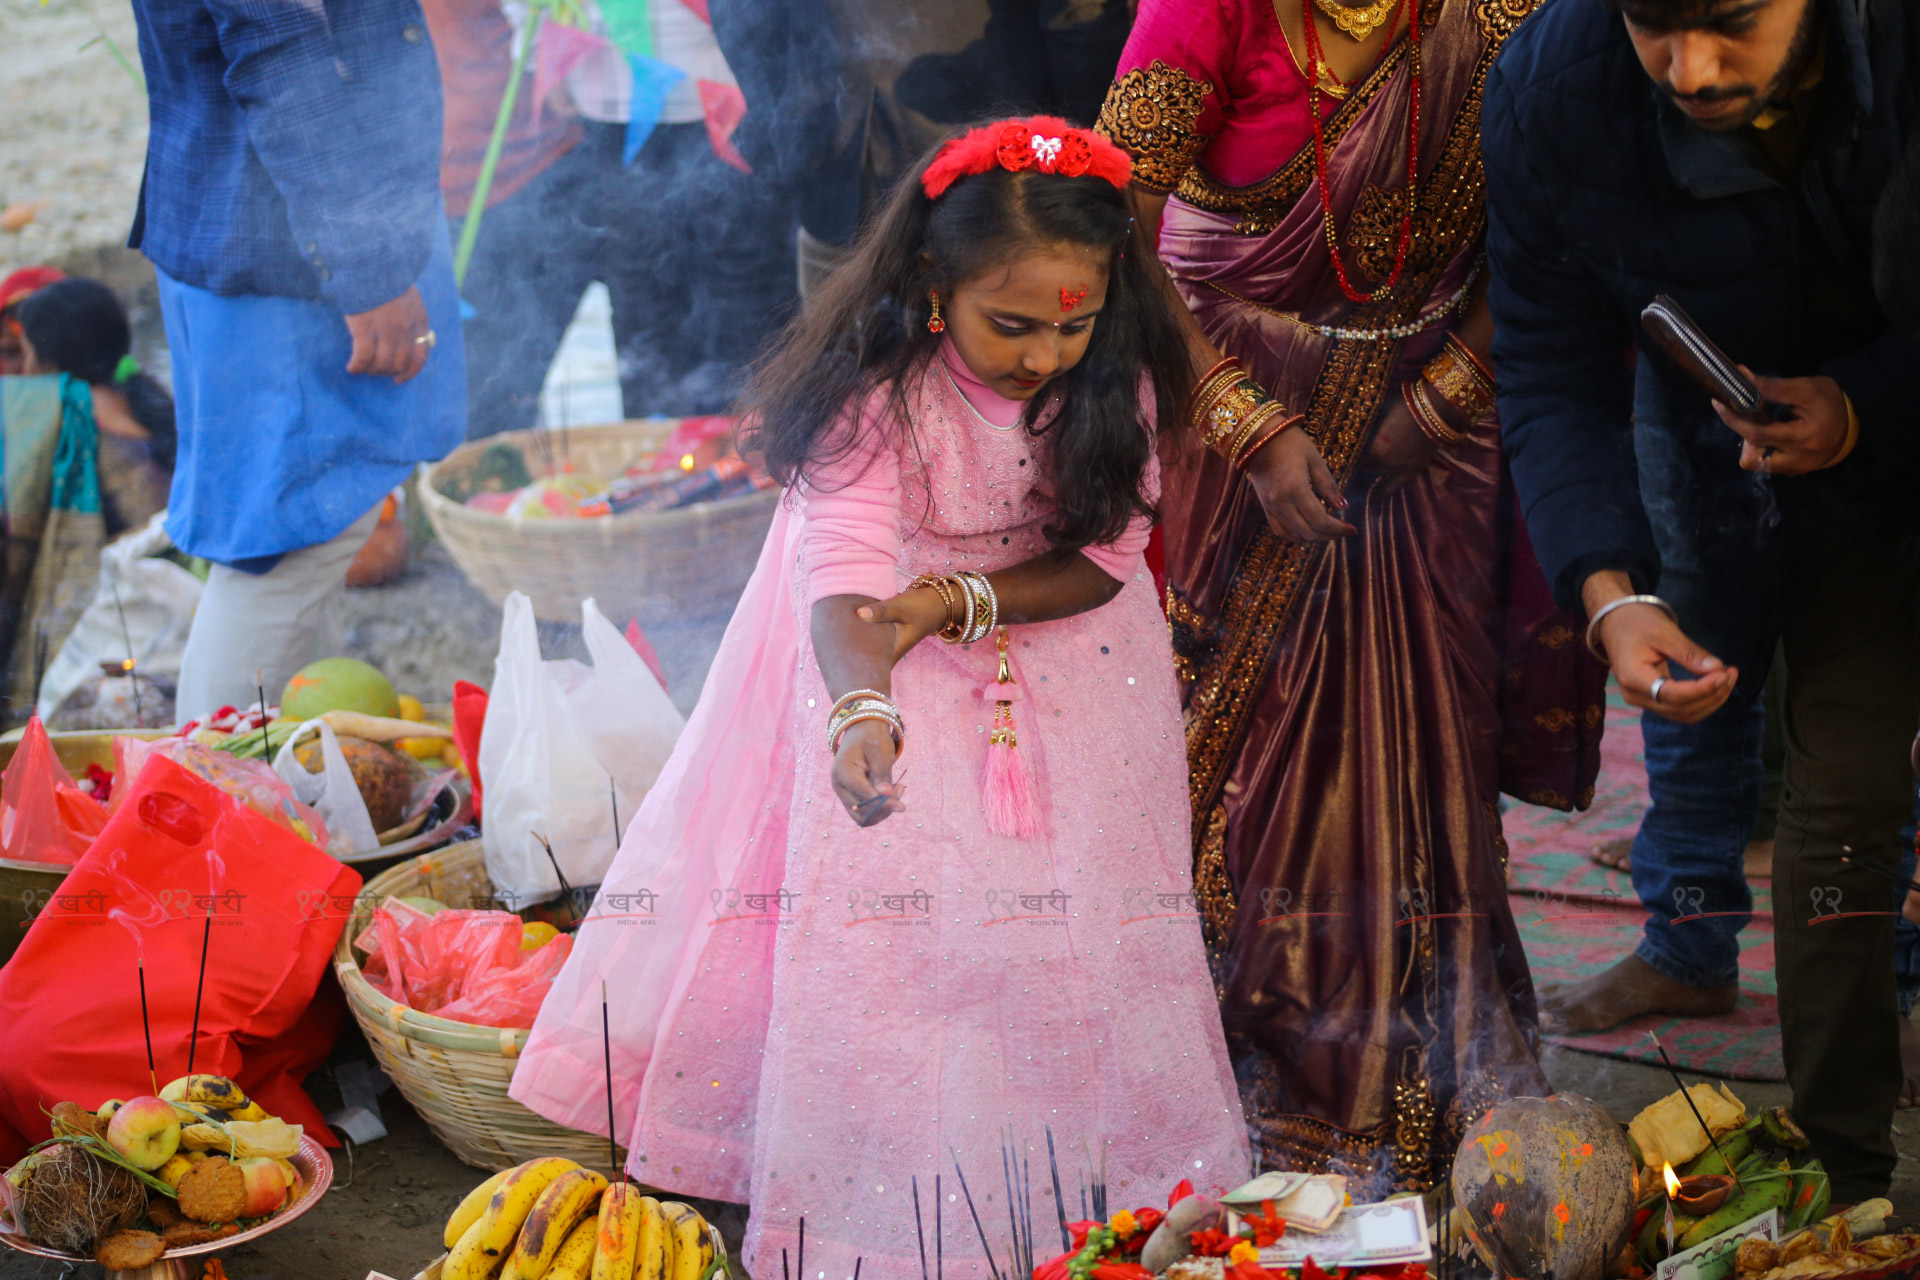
{"left": 1639, "top": 294, "right": 1788, "bottom": 421}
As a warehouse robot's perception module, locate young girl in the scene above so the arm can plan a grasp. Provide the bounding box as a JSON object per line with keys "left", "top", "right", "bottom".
{"left": 513, "top": 117, "right": 1250, "bottom": 1274}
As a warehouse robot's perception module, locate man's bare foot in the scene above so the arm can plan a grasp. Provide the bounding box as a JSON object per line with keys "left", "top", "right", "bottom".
{"left": 1900, "top": 1012, "right": 1920, "bottom": 1109}
{"left": 1591, "top": 835, "right": 1633, "bottom": 872}
{"left": 1538, "top": 954, "right": 1737, "bottom": 1034}
{"left": 1744, "top": 837, "right": 1774, "bottom": 881}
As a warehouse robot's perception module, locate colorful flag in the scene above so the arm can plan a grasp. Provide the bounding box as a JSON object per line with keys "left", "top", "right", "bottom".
{"left": 697, "top": 78, "right": 751, "bottom": 173}
{"left": 597, "top": 0, "right": 653, "bottom": 58}
{"left": 675, "top": 0, "right": 710, "bottom": 20}
{"left": 625, "top": 54, "right": 686, "bottom": 162}
{"left": 531, "top": 22, "right": 609, "bottom": 126}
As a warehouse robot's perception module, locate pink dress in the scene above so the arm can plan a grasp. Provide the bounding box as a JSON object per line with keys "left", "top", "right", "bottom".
{"left": 511, "top": 345, "right": 1250, "bottom": 1277}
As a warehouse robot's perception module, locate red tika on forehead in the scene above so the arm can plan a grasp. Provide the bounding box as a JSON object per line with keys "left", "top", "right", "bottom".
{"left": 1060, "top": 288, "right": 1089, "bottom": 312}
{"left": 921, "top": 115, "right": 1133, "bottom": 199}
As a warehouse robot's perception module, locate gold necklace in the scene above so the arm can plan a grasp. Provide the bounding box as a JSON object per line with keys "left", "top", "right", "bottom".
{"left": 1313, "top": 0, "right": 1401, "bottom": 41}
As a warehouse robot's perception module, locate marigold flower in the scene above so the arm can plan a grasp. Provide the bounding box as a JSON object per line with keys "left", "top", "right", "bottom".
{"left": 1110, "top": 1209, "right": 1137, "bottom": 1236}
{"left": 1229, "top": 1239, "right": 1260, "bottom": 1266}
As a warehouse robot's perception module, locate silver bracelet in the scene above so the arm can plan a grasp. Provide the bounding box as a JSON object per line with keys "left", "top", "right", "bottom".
{"left": 955, "top": 570, "right": 997, "bottom": 643}
{"left": 1584, "top": 593, "right": 1677, "bottom": 662}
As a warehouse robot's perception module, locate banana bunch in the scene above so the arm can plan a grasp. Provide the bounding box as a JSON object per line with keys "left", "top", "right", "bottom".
{"left": 442, "top": 1159, "right": 725, "bottom": 1280}
{"left": 153, "top": 1074, "right": 270, "bottom": 1124}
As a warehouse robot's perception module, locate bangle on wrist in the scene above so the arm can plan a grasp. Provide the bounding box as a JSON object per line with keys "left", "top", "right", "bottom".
{"left": 1583, "top": 592, "right": 1677, "bottom": 662}
{"left": 1231, "top": 409, "right": 1301, "bottom": 470}
{"left": 1420, "top": 338, "right": 1495, "bottom": 426}
{"left": 952, "top": 570, "right": 998, "bottom": 643}
{"left": 828, "top": 692, "right": 905, "bottom": 754}
{"left": 1404, "top": 379, "right": 1467, "bottom": 447}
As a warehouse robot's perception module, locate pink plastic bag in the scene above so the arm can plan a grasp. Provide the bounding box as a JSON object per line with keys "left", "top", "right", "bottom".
{"left": 358, "top": 900, "right": 574, "bottom": 1029}
{"left": 0, "top": 717, "right": 107, "bottom": 865}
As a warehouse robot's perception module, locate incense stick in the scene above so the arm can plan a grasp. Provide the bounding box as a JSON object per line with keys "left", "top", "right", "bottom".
{"left": 1839, "top": 851, "right": 1920, "bottom": 897}
{"left": 1000, "top": 1133, "right": 1020, "bottom": 1273}
{"left": 797, "top": 1216, "right": 805, "bottom": 1280}
{"left": 112, "top": 584, "right": 142, "bottom": 727}
{"left": 533, "top": 832, "right": 574, "bottom": 904}
{"left": 256, "top": 669, "right": 272, "bottom": 759}
{"left": 912, "top": 1174, "right": 930, "bottom": 1280}
{"left": 782, "top": 1248, "right": 789, "bottom": 1280}
{"left": 949, "top": 1150, "right": 1002, "bottom": 1280}
{"left": 601, "top": 979, "right": 622, "bottom": 1181}
{"left": 135, "top": 959, "right": 157, "bottom": 1096}
{"left": 853, "top": 1260, "right": 861, "bottom": 1280}
{"left": 1046, "top": 1126, "right": 1069, "bottom": 1253}
{"left": 187, "top": 911, "right": 211, "bottom": 1076}
{"left": 1646, "top": 1032, "right": 1743, "bottom": 1189}
{"left": 936, "top": 1172, "right": 943, "bottom": 1280}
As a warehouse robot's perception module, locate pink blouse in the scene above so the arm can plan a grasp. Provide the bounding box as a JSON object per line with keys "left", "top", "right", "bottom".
{"left": 799, "top": 343, "right": 1156, "bottom": 607}
{"left": 1108, "top": 0, "right": 1317, "bottom": 191}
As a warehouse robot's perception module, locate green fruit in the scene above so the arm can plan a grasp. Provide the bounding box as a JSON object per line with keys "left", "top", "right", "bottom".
{"left": 1678, "top": 1174, "right": 1791, "bottom": 1250}
{"left": 1681, "top": 1128, "right": 1751, "bottom": 1177}
{"left": 1761, "top": 1108, "right": 1811, "bottom": 1151}
{"left": 280, "top": 657, "right": 400, "bottom": 722}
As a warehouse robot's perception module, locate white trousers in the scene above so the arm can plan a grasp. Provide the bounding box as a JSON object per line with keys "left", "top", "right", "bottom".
{"left": 173, "top": 505, "right": 381, "bottom": 726}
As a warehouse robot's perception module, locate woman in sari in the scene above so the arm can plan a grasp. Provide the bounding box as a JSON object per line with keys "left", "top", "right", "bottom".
{"left": 1096, "top": 0, "right": 1604, "bottom": 1191}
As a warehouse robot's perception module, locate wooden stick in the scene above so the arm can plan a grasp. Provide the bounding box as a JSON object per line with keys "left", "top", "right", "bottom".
{"left": 453, "top": 8, "right": 543, "bottom": 286}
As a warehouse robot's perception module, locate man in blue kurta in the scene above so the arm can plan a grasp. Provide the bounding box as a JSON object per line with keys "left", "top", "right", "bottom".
{"left": 128, "top": 0, "right": 466, "bottom": 721}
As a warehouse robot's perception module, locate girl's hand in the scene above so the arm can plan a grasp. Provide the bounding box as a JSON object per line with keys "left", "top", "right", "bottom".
{"left": 830, "top": 718, "right": 904, "bottom": 827}
{"left": 856, "top": 586, "right": 951, "bottom": 663}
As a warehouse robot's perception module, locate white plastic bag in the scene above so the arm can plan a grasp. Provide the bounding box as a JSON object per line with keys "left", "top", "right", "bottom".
{"left": 273, "top": 720, "right": 381, "bottom": 858}
{"left": 480, "top": 592, "right": 685, "bottom": 909}
{"left": 39, "top": 511, "right": 203, "bottom": 719}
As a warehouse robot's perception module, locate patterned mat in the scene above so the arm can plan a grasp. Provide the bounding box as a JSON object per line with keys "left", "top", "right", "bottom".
{"left": 1502, "top": 690, "right": 1785, "bottom": 1081}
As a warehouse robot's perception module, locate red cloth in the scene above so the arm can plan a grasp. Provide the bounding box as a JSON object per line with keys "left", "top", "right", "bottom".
{"left": 0, "top": 755, "right": 359, "bottom": 1165}
{"left": 419, "top": 0, "right": 583, "bottom": 215}
{"left": 0, "top": 266, "right": 64, "bottom": 313}
{"left": 453, "top": 679, "right": 490, "bottom": 820}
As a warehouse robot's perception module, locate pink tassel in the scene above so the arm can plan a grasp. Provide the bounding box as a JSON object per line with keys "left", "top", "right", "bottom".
{"left": 980, "top": 628, "right": 1043, "bottom": 839}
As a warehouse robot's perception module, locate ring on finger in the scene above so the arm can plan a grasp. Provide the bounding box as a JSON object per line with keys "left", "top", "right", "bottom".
{"left": 413, "top": 329, "right": 437, "bottom": 348}
{"left": 1650, "top": 676, "right": 1667, "bottom": 703}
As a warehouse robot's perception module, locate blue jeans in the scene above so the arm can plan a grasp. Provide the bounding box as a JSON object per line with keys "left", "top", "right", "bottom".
{"left": 1633, "top": 705, "right": 1920, "bottom": 1003}
{"left": 1632, "top": 698, "right": 1763, "bottom": 987}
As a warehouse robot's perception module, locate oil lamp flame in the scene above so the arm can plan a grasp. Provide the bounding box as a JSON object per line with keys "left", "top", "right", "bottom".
{"left": 1662, "top": 1163, "right": 1680, "bottom": 1198}
{"left": 120, "top": 658, "right": 135, "bottom": 672}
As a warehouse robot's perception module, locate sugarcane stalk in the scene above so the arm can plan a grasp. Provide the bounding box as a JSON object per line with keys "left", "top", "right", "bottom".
{"left": 453, "top": 7, "right": 544, "bottom": 287}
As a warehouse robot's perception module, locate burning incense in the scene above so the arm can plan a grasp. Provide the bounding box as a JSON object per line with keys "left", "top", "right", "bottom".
{"left": 186, "top": 852, "right": 222, "bottom": 1076}
{"left": 112, "top": 584, "right": 143, "bottom": 727}
{"left": 1840, "top": 849, "right": 1920, "bottom": 897}
{"left": 1046, "top": 1126, "right": 1069, "bottom": 1253}
{"left": 912, "top": 1174, "right": 930, "bottom": 1280}
{"left": 533, "top": 832, "right": 575, "bottom": 905}
{"left": 1646, "top": 1032, "right": 1743, "bottom": 1189}
{"left": 256, "top": 669, "right": 272, "bottom": 759}
{"left": 950, "top": 1150, "right": 1003, "bottom": 1280}
{"left": 601, "top": 979, "right": 622, "bottom": 1181}
{"left": 135, "top": 957, "right": 158, "bottom": 1096}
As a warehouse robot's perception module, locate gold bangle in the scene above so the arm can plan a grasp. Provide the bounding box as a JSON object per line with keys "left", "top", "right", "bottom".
{"left": 1200, "top": 376, "right": 1284, "bottom": 459}
{"left": 1421, "top": 343, "right": 1493, "bottom": 424}
{"left": 1187, "top": 362, "right": 1246, "bottom": 438}
{"left": 1443, "top": 332, "right": 1496, "bottom": 393}
{"left": 829, "top": 708, "right": 904, "bottom": 754}
{"left": 1231, "top": 412, "right": 1301, "bottom": 469}
{"left": 1405, "top": 379, "right": 1466, "bottom": 446}
{"left": 952, "top": 570, "right": 997, "bottom": 643}
{"left": 911, "top": 573, "right": 966, "bottom": 642}
{"left": 828, "top": 688, "right": 889, "bottom": 720}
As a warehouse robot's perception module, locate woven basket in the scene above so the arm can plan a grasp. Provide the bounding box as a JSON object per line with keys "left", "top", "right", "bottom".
{"left": 333, "top": 841, "right": 623, "bottom": 1175}
{"left": 419, "top": 420, "right": 778, "bottom": 626}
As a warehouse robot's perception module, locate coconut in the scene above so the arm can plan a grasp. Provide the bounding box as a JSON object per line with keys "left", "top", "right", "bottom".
{"left": 12, "top": 1141, "right": 148, "bottom": 1255}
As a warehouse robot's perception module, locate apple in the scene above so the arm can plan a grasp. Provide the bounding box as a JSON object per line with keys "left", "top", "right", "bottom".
{"left": 96, "top": 1099, "right": 124, "bottom": 1124}
{"left": 104, "top": 1096, "right": 181, "bottom": 1170}
{"left": 235, "top": 1157, "right": 289, "bottom": 1217}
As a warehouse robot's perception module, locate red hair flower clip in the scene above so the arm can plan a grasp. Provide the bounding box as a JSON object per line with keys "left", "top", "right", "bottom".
{"left": 922, "top": 115, "right": 1132, "bottom": 199}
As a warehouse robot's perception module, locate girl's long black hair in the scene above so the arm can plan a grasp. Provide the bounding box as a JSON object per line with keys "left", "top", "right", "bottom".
{"left": 15, "top": 278, "right": 177, "bottom": 470}
{"left": 743, "top": 133, "right": 1189, "bottom": 553}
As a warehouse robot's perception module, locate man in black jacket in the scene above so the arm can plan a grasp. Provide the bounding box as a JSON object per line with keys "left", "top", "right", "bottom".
{"left": 1483, "top": 0, "right": 1920, "bottom": 1199}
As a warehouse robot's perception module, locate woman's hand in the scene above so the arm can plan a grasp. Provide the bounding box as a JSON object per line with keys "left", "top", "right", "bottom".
{"left": 830, "top": 718, "right": 904, "bottom": 827}
{"left": 856, "top": 586, "right": 950, "bottom": 663}
{"left": 1359, "top": 389, "right": 1442, "bottom": 489}
{"left": 1243, "top": 426, "right": 1357, "bottom": 542}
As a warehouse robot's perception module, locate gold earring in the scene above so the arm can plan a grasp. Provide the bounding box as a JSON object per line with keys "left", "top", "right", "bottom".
{"left": 926, "top": 290, "right": 945, "bottom": 334}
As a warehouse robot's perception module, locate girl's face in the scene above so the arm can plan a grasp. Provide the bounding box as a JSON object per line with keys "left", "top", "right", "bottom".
{"left": 943, "top": 244, "right": 1110, "bottom": 402}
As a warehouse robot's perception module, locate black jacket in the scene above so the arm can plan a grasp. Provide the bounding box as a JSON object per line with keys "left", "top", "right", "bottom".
{"left": 1482, "top": 0, "right": 1919, "bottom": 638}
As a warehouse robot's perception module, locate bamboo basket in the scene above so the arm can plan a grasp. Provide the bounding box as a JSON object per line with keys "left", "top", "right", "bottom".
{"left": 333, "top": 841, "right": 623, "bottom": 1175}
{"left": 419, "top": 420, "right": 778, "bottom": 626}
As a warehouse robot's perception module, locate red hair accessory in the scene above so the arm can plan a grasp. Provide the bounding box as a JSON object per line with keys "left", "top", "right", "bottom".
{"left": 0, "top": 266, "right": 65, "bottom": 313}
{"left": 921, "top": 115, "right": 1132, "bottom": 199}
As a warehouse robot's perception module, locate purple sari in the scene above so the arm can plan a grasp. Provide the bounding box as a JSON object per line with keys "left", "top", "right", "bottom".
{"left": 1102, "top": 0, "right": 1603, "bottom": 1190}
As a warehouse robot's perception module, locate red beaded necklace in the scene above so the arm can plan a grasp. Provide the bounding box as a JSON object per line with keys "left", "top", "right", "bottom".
{"left": 1301, "top": 0, "right": 1422, "bottom": 304}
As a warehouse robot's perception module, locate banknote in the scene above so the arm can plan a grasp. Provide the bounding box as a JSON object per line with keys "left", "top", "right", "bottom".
{"left": 1260, "top": 1198, "right": 1432, "bottom": 1269}
{"left": 1655, "top": 1207, "right": 1779, "bottom": 1280}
